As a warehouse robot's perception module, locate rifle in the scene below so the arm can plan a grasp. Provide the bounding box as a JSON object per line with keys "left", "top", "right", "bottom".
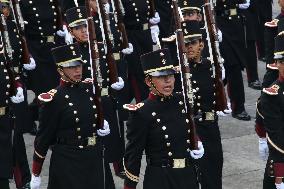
{"left": 0, "top": 14, "right": 16, "bottom": 95}
{"left": 10, "top": 0, "right": 30, "bottom": 65}
{"left": 54, "top": 0, "right": 63, "bottom": 31}
{"left": 149, "top": 0, "right": 155, "bottom": 18}
{"left": 111, "top": 0, "right": 129, "bottom": 49}
{"left": 172, "top": 0, "right": 197, "bottom": 150}
{"left": 85, "top": 0, "right": 104, "bottom": 129}
{"left": 97, "top": 0, "right": 118, "bottom": 84}
{"left": 203, "top": 0, "right": 227, "bottom": 111}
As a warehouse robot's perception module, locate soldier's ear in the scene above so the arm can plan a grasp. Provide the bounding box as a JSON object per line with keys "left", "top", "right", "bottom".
{"left": 57, "top": 68, "right": 64, "bottom": 76}
{"left": 145, "top": 76, "right": 152, "bottom": 88}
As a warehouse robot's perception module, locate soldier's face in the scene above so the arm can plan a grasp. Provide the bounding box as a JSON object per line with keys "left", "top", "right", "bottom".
{"left": 183, "top": 10, "right": 202, "bottom": 22}
{"left": 277, "top": 61, "right": 284, "bottom": 78}
{"left": 146, "top": 75, "right": 175, "bottom": 96}
{"left": 60, "top": 65, "right": 83, "bottom": 83}
{"left": 1, "top": 5, "right": 10, "bottom": 17}
{"left": 279, "top": 0, "right": 284, "bottom": 8}
{"left": 71, "top": 24, "right": 89, "bottom": 42}
{"left": 185, "top": 39, "right": 204, "bottom": 61}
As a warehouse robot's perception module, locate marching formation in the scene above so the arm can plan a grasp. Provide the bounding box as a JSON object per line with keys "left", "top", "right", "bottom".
{"left": 0, "top": 0, "right": 282, "bottom": 189}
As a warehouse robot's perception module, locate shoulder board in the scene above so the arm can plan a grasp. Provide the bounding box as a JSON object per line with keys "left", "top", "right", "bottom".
{"left": 38, "top": 89, "right": 57, "bottom": 102}
{"left": 264, "top": 19, "right": 279, "bottom": 27}
{"left": 82, "top": 78, "right": 93, "bottom": 84}
{"left": 263, "top": 84, "right": 279, "bottom": 95}
{"left": 123, "top": 103, "right": 144, "bottom": 111}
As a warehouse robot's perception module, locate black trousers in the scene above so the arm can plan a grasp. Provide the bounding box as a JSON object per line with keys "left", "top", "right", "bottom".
{"left": 225, "top": 64, "right": 246, "bottom": 113}
{"left": 244, "top": 41, "right": 259, "bottom": 82}
{"left": 196, "top": 122, "right": 223, "bottom": 189}
{"left": 0, "top": 178, "right": 9, "bottom": 189}
{"left": 125, "top": 29, "right": 153, "bottom": 102}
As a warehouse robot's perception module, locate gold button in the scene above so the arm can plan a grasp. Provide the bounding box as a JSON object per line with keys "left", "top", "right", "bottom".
{"left": 74, "top": 111, "right": 77, "bottom": 114}
{"left": 69, "top": 103, "right": 73, "bottom": 106}
{"left": 162, "top": 126, "right": 166, "bottom": 130}
{"left": 186, "top": 119, "right": 189, "bottom": 123}
{"left": 166, "top": 143, "right": 170, "bottom": 147}
{"left": 65, "top": 95, "right": 69, "bottom": 99}
{"left": 152, "top": 112, "right": 156, "bottom": 116}
{"left": 187, "top": 140, "right": 190, "bottom": 144}
{"left": 78, "top": 136, "right": 81, "bottom": 139}
{"left": 77, "top": 128, "right": 80, "bottom": 131}
{"left": 168, "top": 152, "right": 172, "bottom": 156}
{"left": 165, "top": 135, "right": 168, "bottom": 139}
{"left": 75, "top": 118, "right": 79, "bottom": 122}
{"left": 157, "top": 119, "right": 160, "bottom": 123}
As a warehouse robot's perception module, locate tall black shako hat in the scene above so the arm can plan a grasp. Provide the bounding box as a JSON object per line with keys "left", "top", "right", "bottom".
{"left": 66, "top": 6, "right": 87, "bottom": 28}
{"left": 51, "top": 43, "right": 84, "bottom": 67}
{"left": 178, "top": 0, "right": 203, "bottom": 12}
{"left": 182, "top": 20, "right": 202, "bottom": 43}
{"left": 141, "top": 48, "right": 175, "bottom": 77}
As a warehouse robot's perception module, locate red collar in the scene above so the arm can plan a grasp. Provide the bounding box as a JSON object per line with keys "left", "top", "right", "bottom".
{"left": 281, "top": 9, "right": 284, "bottom": 16}
{"left": 60, "top": 78, "right": 72, "bottom": 87}
{"left": 148, "top": 92, "right": 158, "bottom": 100}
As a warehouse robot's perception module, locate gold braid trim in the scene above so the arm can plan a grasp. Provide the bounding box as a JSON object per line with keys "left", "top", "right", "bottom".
{"left": 256, "top": 101, "right": 264, "bottom": 119}
{"left": 144, "top": 65, "right": 174, "bottom": 74}
{"left": 267, "top": 135, "right": 284, "bottom": 154}
{"left": 123, "top": 159, "right": 139, "bottom": 182}
{"left": 34, "top": 150, "right": 45, "bottom": 159}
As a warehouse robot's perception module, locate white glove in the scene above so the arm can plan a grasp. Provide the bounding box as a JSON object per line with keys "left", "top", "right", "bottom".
{"left": 97, "top": 120, "right": 110, "bottom": 136}
{"left": 111, "top": 77, "right": 124, "bottom": 90}
{"left": 11, "top": 87, "right": 24, "bottom": 104}
{"left": 259, "top": 138, "right": 269, "bottom": 161}
{"left": 238, "top": 0, "right": 250, "bottom": 9}
{"left": 149, "top": 12, "right": 160, "bottom": 25}
{"left": 23, "top": 57, "right": 36, "bottom": 70}
{"left": 275, "top": 182, "right": 284, "bottom": 189}
{"left": 104, "top": 3, "right": 110, "bottom": 14}
{"left": 190, "top": 141, "right": 204, "bottom": 159}
{"left": 30, "top": 174, "right": 41, "bottom": 189}
{"left": 121, "top": 43, "right": 133, "bottom": 55}
{"left": 221, "top": 64, "right": 225, "bottom": 80}
{"left": 150, "top": 25, "right": 160, "bottom": 43}
{"left": 223, "top": 102, "right": 232, "bottom": 114}
{"left": 56, "top": 25, "right": 73, "bottom": 44}
{"left": 217, "top": 29, "right": 222, "bottom": 42}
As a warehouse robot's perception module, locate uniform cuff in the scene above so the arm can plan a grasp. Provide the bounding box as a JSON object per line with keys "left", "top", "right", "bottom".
{"left": 32, "top": 160, "right": 43, "bottom": 176}
{"left": 15, "top": 81, "right": 22, "bottom": 88}
{"left": 124, "top": 179, "right": 137, "bottom": 189}
{"left": 255, "top": 122, "right": 266, "bottom": 138}
{"left": 124, "top": 185, "right": 136, "bottom": 189}
{"left": 274, "top": 163, "right": 284, "bottom": 177}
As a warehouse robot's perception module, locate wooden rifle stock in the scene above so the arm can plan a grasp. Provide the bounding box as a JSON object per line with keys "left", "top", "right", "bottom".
{"left": 86, "top": 0, "right": 104, "bottom": 129}
{"left": 149, "top": 0, "right": 155, "bottom": 18}
{"left": 203, "top": 0, "right": 227, "bottom": 111}
{"left": 54, "top": 0, "right": 63, "bottom": 30}
{"left": 172, "top": 0, "right": 198, "bottom": 150}
{"left": 112, "top": 0, "right": 128, "bottom": 49}
{"left": 97, "top": 0, "right": 118, "bottom": 84}
{"left": 11, "top": 0, "right": 30, "bottom": 65}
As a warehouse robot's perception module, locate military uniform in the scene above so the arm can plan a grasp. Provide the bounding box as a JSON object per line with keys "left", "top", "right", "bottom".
{"left": 65, "top": 6, "right": 125, "bottom": 187}
{"left": 5, "top": 11, "right": 32, "bottom": 189}
{"left": 182, "top": 20, "right": 223, "bottom": 189}
{"left": 121, "top": 0, "right": 153, "bottom": 102}
{"left": 123, "top": 48, "right": 201, "bottom": 189}
{"left": 215, "top": 0, "right": 251, "bottom": 120}
{"left": 19, "top": 0, "right": 64, "bottom": 95}
{"left": 31, "top": 44, "right": 106, "bottom": 189}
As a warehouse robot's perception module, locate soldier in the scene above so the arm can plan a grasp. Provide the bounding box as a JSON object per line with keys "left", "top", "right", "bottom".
{"left": 182, "top": 20, "right": 223, "bottom": 189}
{"left": 123, "top": 48, "right": 204, "bottom": 189}
{"left": 215, "top": 0, "right": 251, "bottom": 121}
{"left": 29, "top": 43, "right": 110, "bottom": 189}
{"left": 238, "top": 0, "right": 262, "bottom": 90}
{"left": 0, "top": 1, "right": 35, "bottom": 188}
{"left": 121, "top": 0, "right": 160, "bottom": 102}
{"left": 0, "top": 29, "right": 25, "bottom": 189}
{"left": 65, "top": 5, "right": 129, "bottom": 187}
{"left": 260, "top": 33, "right": 284, "bottom": 189}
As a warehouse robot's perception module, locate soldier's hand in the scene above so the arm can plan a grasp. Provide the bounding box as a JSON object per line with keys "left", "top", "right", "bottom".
{"left": 217, "top": 29, "right": 222, "bottom": 42}
{"left": 97, "top": 120, "right": 110, "bottom": 136}
{"left": 259, "top": 138, "right": 269, "bottom": 161}
{"left": 56, "top": 25, "right": 73, "bottom": 44}
{"left": 30, "top": 174, "right": 41, "bottom": 189}
{"left": 111, "top": 77, "right": 124, "bottom": 90}
{"left": 238, "top": 0, "right": 250, "bottom": 9}
{"left": 121, "top": 43, "right": 133, "bottom": 55}
{"left": 275, "top": 182, "right": 284, "bottom": 189}
{"left": 149, "top": 12, "right": 160, "bottom": 25}
{"left": 190, "top": 141, "right": 204, "bottom": 159}
{"left": 104, "top": 3, "right": 110, "bottom": 14}
{"left": 11, "top": 87, "right": 24, "bottom": 104}
{"left": 23, "top": 57, "right": 36, "bottom": 70}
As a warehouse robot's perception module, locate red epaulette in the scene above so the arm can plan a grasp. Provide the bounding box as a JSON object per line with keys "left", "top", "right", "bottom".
{"left": 263, "top": 84, "right": 280, "bottom": 95}
{"left": 123, "top": 103, "right": 144, "bottom": 111}
{"left": 264, "top": 19, "right": 279, "bottom": 27}
{"left": 38, "top": 89, "right": 57, "bottom": 102}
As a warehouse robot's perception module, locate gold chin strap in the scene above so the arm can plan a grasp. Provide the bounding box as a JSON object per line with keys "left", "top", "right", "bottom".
{"left": 60, "top": 67, "right": 81, "bottom": 84}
